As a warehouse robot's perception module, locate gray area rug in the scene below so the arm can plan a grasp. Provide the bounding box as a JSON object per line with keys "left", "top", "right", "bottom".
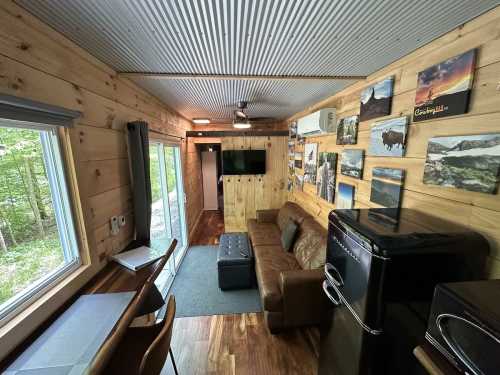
{"left": 166, "top": 246, "right": 262, "bottom": 317}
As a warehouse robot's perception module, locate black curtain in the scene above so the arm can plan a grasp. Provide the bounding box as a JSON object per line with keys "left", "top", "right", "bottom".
{"left": 127, "top": 121, "right": 152, "bottom": 246}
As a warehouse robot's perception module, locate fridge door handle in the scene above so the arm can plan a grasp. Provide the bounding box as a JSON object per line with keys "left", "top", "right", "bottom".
{"left": 322, "top": 281, "right": 341, "bottom": 306}
{"left": 330, "top": 283, "right": 384, "bottom": 336}
{"left": 325, "top": 263, "right": 344, "bottom": 286}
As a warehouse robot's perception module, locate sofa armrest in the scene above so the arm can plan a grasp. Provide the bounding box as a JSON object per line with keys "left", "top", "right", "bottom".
{"left": 256, "top": 209, "right": 279, "bottom": 223}
{"left": 279, "top": 268, "right": 327, "bottom": 327}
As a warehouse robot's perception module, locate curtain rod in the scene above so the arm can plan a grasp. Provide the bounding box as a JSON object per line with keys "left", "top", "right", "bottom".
{"left": 148, "top": 128, "right": 185, "bottom": 140}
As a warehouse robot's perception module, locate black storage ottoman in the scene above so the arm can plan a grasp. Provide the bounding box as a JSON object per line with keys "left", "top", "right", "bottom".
{"left": 217, "top": 233, "right": 254, "bottom": 290}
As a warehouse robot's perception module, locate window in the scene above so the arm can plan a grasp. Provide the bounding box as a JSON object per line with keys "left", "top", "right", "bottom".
{"left": 0, "top": 119, "right": 80, "bottom": 324}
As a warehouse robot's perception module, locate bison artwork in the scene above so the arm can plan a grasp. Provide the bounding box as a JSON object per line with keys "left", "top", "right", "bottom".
{"left": 369, "top": 116, "right": 408, "bottom": 157}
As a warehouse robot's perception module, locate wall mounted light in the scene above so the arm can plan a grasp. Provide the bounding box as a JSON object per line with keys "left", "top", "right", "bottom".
{"left": 193, "top": 118, "right": 210, "bottom": 124}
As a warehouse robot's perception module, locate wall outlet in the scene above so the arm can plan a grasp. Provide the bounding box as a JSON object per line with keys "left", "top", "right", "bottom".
{"left": 118, "top": 215, "right": 126, "bottom": 227}
{"left": 110, "top": 216, "right": 119, "bottom": 236}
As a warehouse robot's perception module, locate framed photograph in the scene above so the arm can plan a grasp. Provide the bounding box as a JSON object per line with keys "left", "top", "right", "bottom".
{"left": 337, "top": 183, "right": 355, "bottom": 209}
{"left": 294, "top": 152, "right": 303, "bottom": 169}
{"left": 370, "top": 179, "right": 403, "bottom": 208}
{"left": 287, "top": 177, "right": 293, "bottom": 192}
{"left": 370, "top": 168, "right": 405, "bottom": 208}
{"left": 289, "top": 121, "right": 297, "bottom": 138}
{"left": 336, "top": 115, "right": 359, "bottom": 145}
{"left": 368, "top": 116, "right": 408, "bottom": 157}
{"left": 304, "top": 143, "right": 318, "bottom": 184}
{"left": 414, "top": 49, "right": 476, "bottom": 122}
{"left": 288, "top": 160, "right": 295, "bottom": 178}
{"left": 295, "top": 174, "right": 304, "bottom": 192}
{"left": 316, "top": 152, "right": 337, "bottom": 203}
{"left": 288, "top": 140, "right": 295, "bottom": 157}
{"left": 340, "top": 149, "right": 364, "bottom": 179}
{"left": 423, "top": 134, "right": 500, "bottom": 194}
{"left": 360, "top": 76, "right": 394, "bottom": 122}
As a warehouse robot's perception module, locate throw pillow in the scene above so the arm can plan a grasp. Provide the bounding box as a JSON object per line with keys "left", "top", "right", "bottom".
{"left": 281, "top": 220, "right": 298, "bottom": 252}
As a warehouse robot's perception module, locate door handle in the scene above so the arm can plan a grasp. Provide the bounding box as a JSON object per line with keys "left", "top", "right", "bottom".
{"left": 325, "top": 263, "right": 344, "bottom": 286}
{"left": 322, "top": 280, "right": 341, "bottom": 306}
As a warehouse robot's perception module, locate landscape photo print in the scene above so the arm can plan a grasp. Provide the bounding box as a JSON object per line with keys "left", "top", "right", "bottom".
{"left": 368, "top": 116, "right": 408, "bottom": 157}
{"left": 340, "top": 149, "right": 364, "bottom": 179}
{"left": 337, "top": 183, "right": 355, "bottom": 209}
{"left": 413, "top": 49, "right": 476, "bottom": 122}
{"left": 423, "top": 133, "right": 500, "bottom": 194}
{"left": 304, "top": 143, "right": 318, "bottom": 184}
{"left": 360, "top": 76, "right": 394, "bottom": 122}
{"left": 336, "top": 115, "right": 359, "bottom": 145}
{"left": 316, "top": 152, "right": 337, "bottom": 203}
{"left": 370, "top": 168, "right": 405, "bottom": 208}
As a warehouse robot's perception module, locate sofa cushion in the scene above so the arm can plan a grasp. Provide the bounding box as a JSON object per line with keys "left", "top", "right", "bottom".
{"left": 247, "top": 219, "right": 282, "bottom": 246}
{"left": 276, "top": 202, "right": 309, "bottom": 232}
{"left": 281, "top": 219, "right": 298, "bottom": 252}
{"left": 254, "top": 245, "right": 301, "bottom": 311}
{"left": 292, "top": 218, "right": 327, "bottom": 270}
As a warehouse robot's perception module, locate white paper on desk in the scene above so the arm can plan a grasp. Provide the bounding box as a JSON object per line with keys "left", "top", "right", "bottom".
{"left": 111, "top": 246, "right": 163, "bottom": 271}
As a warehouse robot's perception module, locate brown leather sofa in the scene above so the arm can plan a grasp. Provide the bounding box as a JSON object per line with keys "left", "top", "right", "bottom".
{"left": 247, "top": 201, "right": 328, "bottom": 333}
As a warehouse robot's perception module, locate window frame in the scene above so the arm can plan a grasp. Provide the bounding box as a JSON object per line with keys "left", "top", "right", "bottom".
{"left": 0, "top": 120, "right": 82, "bottom": 327}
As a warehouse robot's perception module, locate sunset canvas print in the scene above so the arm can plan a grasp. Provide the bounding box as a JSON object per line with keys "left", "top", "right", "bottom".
{"left": 360, "top": 77, "right": 394, "bottom": 122}
{"left": 413, "top": 49, "right": 476, "bottom": 122}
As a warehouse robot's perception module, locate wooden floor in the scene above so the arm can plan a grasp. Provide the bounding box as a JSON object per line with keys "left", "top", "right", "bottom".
{"left": 161, "top": 209, "right": 320, "bottom": 374}
{"left": 162, "top": 313, "right": 319, "bottom": 375}
{"left": 191, "top": 210, "right": 225, "bottom": 246}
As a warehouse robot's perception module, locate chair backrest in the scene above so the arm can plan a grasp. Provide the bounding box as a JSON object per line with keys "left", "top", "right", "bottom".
{"left": 146, "top": 239, "right": 177, "bottom": 285}
{"left": 139, "top": 295, "right": 176, "bottom": 375}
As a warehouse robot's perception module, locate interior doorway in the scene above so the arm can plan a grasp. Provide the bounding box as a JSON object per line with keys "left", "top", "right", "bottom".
{"left": 200, "top": 144, "right": 223, "bottom": 213}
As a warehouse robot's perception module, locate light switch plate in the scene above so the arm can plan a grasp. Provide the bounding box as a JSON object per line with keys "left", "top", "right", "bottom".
{"left": 110, "top": 216, "right": 119, "bottom": 236}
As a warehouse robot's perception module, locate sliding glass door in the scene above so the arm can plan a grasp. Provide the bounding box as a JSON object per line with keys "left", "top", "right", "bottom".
{"left": 149, "top": 142, "right": 188, "bottom": 291}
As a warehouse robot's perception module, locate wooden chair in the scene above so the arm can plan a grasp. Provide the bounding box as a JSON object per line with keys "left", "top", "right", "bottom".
{"left": 103, "top": 295, "right": 179, "bottom": 375}
{"left": 88, "top": 239, "right": 178, "bottom": 374}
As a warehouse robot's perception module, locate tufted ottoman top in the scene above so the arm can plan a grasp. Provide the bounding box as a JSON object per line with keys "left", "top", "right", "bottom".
{"left": 217, "top": 233, "right": 253, "bottom": 266}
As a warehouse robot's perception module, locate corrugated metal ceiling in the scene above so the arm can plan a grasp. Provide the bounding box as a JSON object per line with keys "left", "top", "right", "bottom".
{"left": 15, "top": 0, "right": 500, "bottom": 121}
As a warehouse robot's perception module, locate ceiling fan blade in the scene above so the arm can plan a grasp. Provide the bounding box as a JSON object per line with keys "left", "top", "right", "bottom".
{"left": 248, "top": 116, "right": 275, "bottom": 122}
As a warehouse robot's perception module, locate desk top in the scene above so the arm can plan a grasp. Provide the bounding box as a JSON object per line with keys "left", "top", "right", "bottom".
{"left": 5, "top": 293, "right": 135, "bottom": 375}
{"left": 1, "top": 238, "right": 175, "bottom": 374}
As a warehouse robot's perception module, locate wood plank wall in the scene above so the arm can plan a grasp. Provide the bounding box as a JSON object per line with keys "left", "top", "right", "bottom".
{"left": 222, "top": 136, "right": 288, "bottom": 232}
{"left": 288, "top": 6, "right": 500, "bottom": 278}
{"left": 0, "top": 1, "right": 204, "bottom": 263}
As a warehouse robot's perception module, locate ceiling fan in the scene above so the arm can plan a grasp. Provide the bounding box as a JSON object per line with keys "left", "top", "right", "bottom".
{"left": 233, "top": 101, "right": 275, "bottom": 123}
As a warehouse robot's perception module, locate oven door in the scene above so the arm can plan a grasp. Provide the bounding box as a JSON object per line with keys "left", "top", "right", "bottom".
{"left": 436, "top": 313, "right": 500, "bottom": 375}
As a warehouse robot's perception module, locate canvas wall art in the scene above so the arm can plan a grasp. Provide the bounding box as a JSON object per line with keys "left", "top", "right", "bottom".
{"left": 368, "top": 116, "right": 408, "bottom": 157}
{"left": 289, "top": 121, "right": 297, "bottom": 138}
{"left": 316, "top": 152, "right": 337, "bottom": 203}
{"left": 413, "top": 49, "right": 476, "bottom": 122}
{"left": 340, "top": 149, "right": 364, "bottom": 179}
{"left": 337, "top": 183, "right": 355, "bottom": 209}
{"left": 360, "top": 76, "right": 394, "bottom": 122}
{"left": 372, "top": 167, "right": 405, "bottom": 182}
{"left": 294, "top": 152, "right": 303, "bottom": 169}
{"left": 336, "top": 115, "right": 359, "bottom": 145}
{"left": 370, "top": 180, "right": 403, "bottom": 208}
{"left": 288, "top": 140, "right": 295, "bottom": 157}
{"left": 288, "top": 177, "right": 293, "bottom": 192}
{"left": 295, "top": 174, "right": 304, "bottom": 191}
{"left": 304, "top": 143, "right": 318, "bottom": 184}
{"left": 423, "top": 133, "right": 500, "bottom": 194}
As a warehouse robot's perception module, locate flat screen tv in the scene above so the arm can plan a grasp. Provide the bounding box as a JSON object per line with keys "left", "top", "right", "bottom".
{"left": 222, "top": 150, "right": 266, "bottom": 175}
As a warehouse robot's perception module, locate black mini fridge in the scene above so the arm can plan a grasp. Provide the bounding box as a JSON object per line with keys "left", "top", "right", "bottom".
{"left": 318, "top": 208, "right": 489, "bottom": 375}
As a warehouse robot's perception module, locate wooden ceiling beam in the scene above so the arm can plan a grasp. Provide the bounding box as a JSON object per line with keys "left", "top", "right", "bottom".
{"left": 118, "top": 72, "right": 367, "bottom": 81}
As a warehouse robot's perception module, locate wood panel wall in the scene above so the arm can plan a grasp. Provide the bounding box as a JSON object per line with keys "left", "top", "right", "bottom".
{"left": 222, "top": 136, "right": 288, "bottom": 232}
{"left": 288, "top": 6, "right": 500, "bottom": 278}
{"left": 0, "top": 1, "right": 203, "bottom": 358}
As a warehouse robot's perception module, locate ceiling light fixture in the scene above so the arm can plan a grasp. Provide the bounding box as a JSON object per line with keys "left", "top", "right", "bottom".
{"left": 193, "top": 118, "right": 210, "bottom": 124}
{"left": 233, "top": 121, "right": 251, "bottom": 129}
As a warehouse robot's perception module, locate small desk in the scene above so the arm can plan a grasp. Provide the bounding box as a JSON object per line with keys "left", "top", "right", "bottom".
{"left": 5, "top": 293, "right": 135, "bottom": 374}
{"left": 1, "top": 238, "right": 174, "bottom": 375}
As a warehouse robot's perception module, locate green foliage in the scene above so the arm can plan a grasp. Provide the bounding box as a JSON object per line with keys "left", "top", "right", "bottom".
{"left": 0, "top": 235, "right": 63, "bottom": 305}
